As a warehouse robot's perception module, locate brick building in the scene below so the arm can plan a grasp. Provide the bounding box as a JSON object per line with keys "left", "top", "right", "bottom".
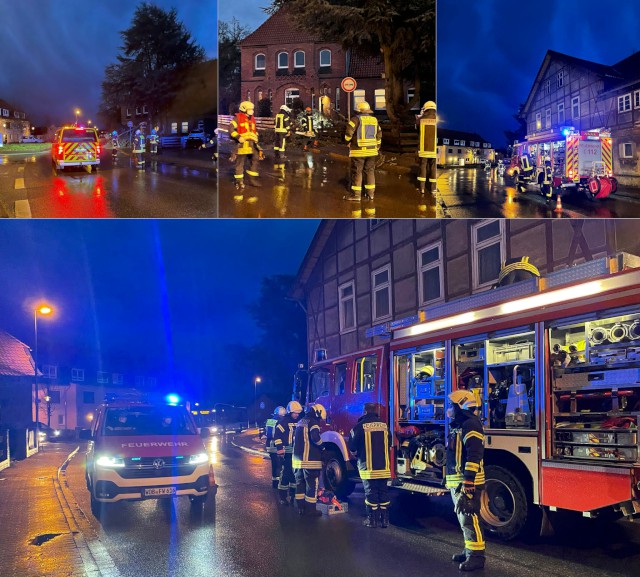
{"left": 520, "top": 49, "right": 640, "bottom": 187}
{"left": 0, "top": 98, "right": 30, "bottom": 144}
{"left": 0, "top": 331, "right": 35, "bottom": 430}
{"left": 292, "top": 219, "right": 640, "bottom": 364}
{"left": 437, "top": 128, "right": 494, "bottom": 166}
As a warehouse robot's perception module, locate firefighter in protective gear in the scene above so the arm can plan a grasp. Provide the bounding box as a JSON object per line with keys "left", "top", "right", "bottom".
{"left": 133, "top": 129, "right": 145, "bottom": 168}
{"left": 541, "top": 154, "right": 553, "bottom": 198}
{"left": 345, "top": 101, "right": 381, "bottom": 201}
{"left": 274, "top": 400, "right": 303, "bottom": 505}
{"left": 302, "top": 107, "right": 317, "bottom": 151}
{"left": 111, "top": 131, "right": 119, "bottom": 158}
{"left": 149, "top": 127, "right": 159, "bottom": 155}
{"left": 274, "top": 104, "right": 292, "bottom": 169}
{"left": 417, "top": 101, "right": 437, "bottom": 194}
{"left": 292, "top": 403, "right": 325, "bottom": 517}
{"left": 230, "top": 101, "right": 261, "bottom": 189}
{"left": 265, "top": 406, "right": 287, "bottom": 488}
{"left": 445, "top": 390, "right": 486, "bottom": 572}
{"left": 348, "top": 402, "right": 391, "bottom": 528}
{"left": 516, "top": 153, "right": 535, "bottom": 190}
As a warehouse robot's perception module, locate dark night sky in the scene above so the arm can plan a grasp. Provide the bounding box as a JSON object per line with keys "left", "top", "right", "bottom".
{"left": 0, "top": 0, "right": 216, "bottom": 126}
{"left": 219, "top": 0, "right": 270, "bottom": 32}
{"left": 0, "top": 220, "right": 318, "bottom": 400}
{"left": 438, "top": 0, "right": 640, "bottom": 148}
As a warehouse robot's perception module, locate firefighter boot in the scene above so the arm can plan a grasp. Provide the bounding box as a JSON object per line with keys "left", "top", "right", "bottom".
{"left": 452, "top": 551, "right": 467, "bottom": 563}
{"left": 234, "top": 179, "right": 245, "bottom": 191}
{"left": 278, "top": 490, "right": 290, "bottom": 506}
{"left": 419, "top": 183, "right": 426, "bottom": 195}
{"left": 296, "top": 499, "right": 306, "bottom": 516}
{"left": 459, "top": 556, "right": 485, "bottom": 572}
{"left": 379, "top": 508, "right": 389, "bottom": 528}
{"left": 363, "top": 505, "right": 378, "bottom": 528}
{"left": 272, "top": 480, "right": 279, "bottom": 489}
{"left": 306, "top": 503, "right": 322, "bottom": 518}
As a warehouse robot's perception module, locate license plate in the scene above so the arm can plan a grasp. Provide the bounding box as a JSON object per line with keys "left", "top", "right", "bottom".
{"left": 143, "top": 487, "right": 176, "bottom": 497}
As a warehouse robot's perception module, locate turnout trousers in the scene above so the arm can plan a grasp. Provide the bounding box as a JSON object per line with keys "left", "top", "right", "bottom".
{"left": 235, "top": 153, "right": 260, "bottom": 182}
{"left": 450, "top": 488, "right": 485, "bottom": 558}
{"left": 350, "top": 156, "right": 377, "bottom": 197}
{"left": 362, "top": 478, "right": 390, "bottom": 511}
{"left": 269, "top": 452, "right": 282, "bottom": 483}
{"left": 294, "top": 468, "right": 321, "bottom": 504}
{"left": 418, "top": 157, "right": 436, "bottom": 192}
{"left": 274, "top": 134, "right": 287, "bottom": 166}
{"left": 278, "top": 453, "right": 296, "bottom": 492}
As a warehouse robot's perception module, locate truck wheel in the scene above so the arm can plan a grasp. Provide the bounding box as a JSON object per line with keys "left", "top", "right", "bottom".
{"left": 479, "top": 465, "right": 529, "bottom": 541}
{"left": 323, "top": 450, "right": 355, "bottom": 499}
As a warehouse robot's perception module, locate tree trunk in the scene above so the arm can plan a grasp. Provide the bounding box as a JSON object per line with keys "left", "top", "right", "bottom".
{"left": 381, "top": 43, "right": 405, "bottom": 128}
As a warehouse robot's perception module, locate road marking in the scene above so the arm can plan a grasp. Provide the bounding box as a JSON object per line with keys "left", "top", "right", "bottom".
{"left": 14, "top": 199, "right": 32, "bottom": 218}
{"left": 18, "top": 166, "right": 24, "bottom": 173}
{"left": 15, "top": 177, "right": 25, "bottom": 189}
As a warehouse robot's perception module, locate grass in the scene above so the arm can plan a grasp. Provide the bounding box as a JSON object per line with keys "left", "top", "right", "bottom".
{"left": 0, "top": 143, "right": 51, "bottom": 153}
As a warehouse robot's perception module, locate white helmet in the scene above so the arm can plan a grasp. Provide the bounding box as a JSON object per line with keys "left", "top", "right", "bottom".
{"left": 448, "top": 389, "right": 478, "bottom": 411}
{"left": 280, "top": 104, "right": 292, "bottom": 114}
{"left": 313, "top": 403, "right": 327, "bottom": 420}
{"left": 274, "top": 406, "right": 286, "bottom": 417}
{"left": 135, "top": 129, "right": 141, "bottom": 135}
{"left": 286, "top": 400, "right": 303, "bottom": 414}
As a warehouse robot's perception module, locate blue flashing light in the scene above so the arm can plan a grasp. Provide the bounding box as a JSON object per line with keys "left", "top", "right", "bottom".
{"left": 131, "top": 457, "right": 141, "bottom": 461}
{"left": 562, "top": 128, "right": 571, "bottom": 137}
{"left": 166, "top": 393, "right": 181, "bottom": 405}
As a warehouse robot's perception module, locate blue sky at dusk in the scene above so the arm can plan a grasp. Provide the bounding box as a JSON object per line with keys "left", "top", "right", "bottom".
{"left": 0, "top": 0, "right": 216, "bottom": 126}
{"left": 438, "top": 0, "right": 640, "bottom": 148}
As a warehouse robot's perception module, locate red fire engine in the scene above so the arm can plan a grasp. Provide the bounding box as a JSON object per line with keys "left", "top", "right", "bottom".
{"left": 295, "top": 254, "right": 640, "bottom": 539}
{"left": 508, "top": 128, "right": 617, "bottom": 201}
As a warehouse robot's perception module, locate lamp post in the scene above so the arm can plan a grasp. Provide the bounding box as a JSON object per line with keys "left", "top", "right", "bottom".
{"left": 75, "top": 109, "right": 80, "bottom": 126}
{"left": 34, "top": 305, "right": 53, "bottom": 444}
{"left": 253, "top": 376, "right": 261, "bottom": 427}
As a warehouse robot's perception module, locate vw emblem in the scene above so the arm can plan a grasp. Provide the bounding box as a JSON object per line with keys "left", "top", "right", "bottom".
{"left": 152, "top": 458, "right": 165, "bottom": 469}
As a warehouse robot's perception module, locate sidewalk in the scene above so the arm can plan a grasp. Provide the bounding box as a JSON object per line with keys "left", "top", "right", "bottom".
{"left": 0, "top": 444, "right": 104, "bottom": 577}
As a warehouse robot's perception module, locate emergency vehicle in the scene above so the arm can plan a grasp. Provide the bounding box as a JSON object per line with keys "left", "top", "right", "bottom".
{"left": 52, "top": 125, "right": 101, "bottom": 172}
{"left": 295, "top": 253, "right": 640, "bottom": 540}
{"left": 508, "top": 128, "right": 617, "bottom": 201}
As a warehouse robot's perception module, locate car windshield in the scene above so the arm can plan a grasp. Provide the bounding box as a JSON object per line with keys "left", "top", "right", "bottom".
{"left": 102, "top": 405, "right": 197, "bottom": 436}
{"left": 61, "top": 130, "right": 97, "bottom": 143}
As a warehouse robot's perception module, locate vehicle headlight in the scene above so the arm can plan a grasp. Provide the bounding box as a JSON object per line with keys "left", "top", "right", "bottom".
{"left": 96, "top": 455, "right": 125, "bottom": 468}
{"left": 53, "top": 430, "right": 61, "bottom": 437}
{"left": 189, "top": 453, "right": 209, "bottom": 465}
{"left": 212, "top": 427, "right": 218, "bottom": 433}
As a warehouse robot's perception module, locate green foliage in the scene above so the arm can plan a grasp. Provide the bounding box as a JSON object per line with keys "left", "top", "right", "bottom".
{"left": 256, "top": 97, "right": 273, "bottom": 118}
{"left": 219, "top": 18, "right": 252, "bottom": 117}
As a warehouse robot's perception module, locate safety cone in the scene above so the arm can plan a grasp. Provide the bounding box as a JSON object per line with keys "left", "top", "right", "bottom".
{"left": 554, "top": 194, "right": 562, "bottom": 213}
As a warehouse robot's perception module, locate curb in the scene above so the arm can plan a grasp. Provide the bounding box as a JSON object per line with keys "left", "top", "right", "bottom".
{"left": 230, "top": 437, "right": 269, "bottom": 459}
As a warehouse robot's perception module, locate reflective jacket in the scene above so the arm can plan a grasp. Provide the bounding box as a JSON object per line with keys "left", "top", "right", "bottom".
{"left": 133, "top": 134, "right": 145, "bottom": 153}
{"left": 149, "top": 132, "right": 158, "bottom": 144}
{"left": 275, "top": 111, "right": 291, "bottom": 134}
{"left": 345, "top": 113, "right": 381, "bottom": 157}
{"left": 418, "top": 108, "right": 437, "bottom": 159}
{"left": 302, "top": 114, "right": 314, "bottom": 135}
{"left": 292, "top": 414, "right": 323, "bottom": 469}
{"left": 230, "top": 112, "right": 258, "bottom": 155}
{"left": 265, "top": 417, "right": 278, "bottom": 453}
{"left": 347, "top": 413, "right": 391, "bottom": 480}
{"left": 274, "top": 413, "right": 298, "bottom": 454}
{"left": 445, "top": 410, "right": 485, "bottom": 489}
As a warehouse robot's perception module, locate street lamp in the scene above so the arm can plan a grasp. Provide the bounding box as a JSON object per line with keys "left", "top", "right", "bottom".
{"left": 75, "top": 109, "right": 80, "bottom": 125}
{"left": 254, "top": 377, "right": 261, "bottom": 427}
{"left": 34, "top": 304, "right": 53, "bottom": 445}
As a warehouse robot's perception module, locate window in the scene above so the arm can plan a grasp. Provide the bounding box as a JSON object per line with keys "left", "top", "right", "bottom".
{"left": 170, "top": 122, "right": 177, "bottom": 134}
{"left": 618, "top": 93, "right": 632, "bottom": 113}
{"left": 543, "top": 79, "right": 551, "bottom": 95}
{"left": 460, "top": 140, "right": 466, "bottom": 146}
{"left": 57, "top": 415, "right": 64, "bottom": 426}
{"left": 374, "top": 88, "right": 386, "bottom": 110}
{"left": 126, "top": 108, "right": 132, "bottom": 118}
{"left": 571, "top": 96, "right": 580, "bottom": 119}
{"left": 257, "top": 90, "right": 263, "bottom": 101}
{"left": 635, "top": 90, "right": 640, "bottom": 109}
{"left": 71, "top": 368, "right": 84, "bottom": 382}
{"left": 620, "top": 142, "right": 634, "bottom": 158}
{"left": 48, "top": 391, "right": 61, "bottom": 404}
{"left": 277, "top": 52, "right": 288, "bottom": 69}
{"left": 294, "top": 50, "right": 305, "bottom": 68}
{"left": 472, "top": 219, "right": 505, "bottom": 289}
{"left": 334, "top": 363, "right": 347, "bottom": 395}
{"left": 181, "top": 121, "right": 188, "bottom": 133}
{"left": 418, "top": 243, "right": 443, "bottom": 305}
{"left": 535, "top": 112, "right": 542, "bottom": 130}
{"left": 545, "top": 108, "right": 551, "bottom": 128}
{"left": 448, "top": 148, "right": 453, "bottom": 154}
{"left": 354, "top": 356, "right": 377, "bottom": 393}
{"left": 319, "top": 49, "right": 331, "bottom": 67}
{"left": 557, "top": 70, "right": 564, "bottom": 88}
{"left": 135, "top": 107, "right": 141, "bottom": 115}
{"left": 13, "top": 111, "right": 19, "bottom": 118}
{"left": 285, "top": 88, "right": 300, "bottom": 106}
{"left": 255, "top": 53, "right": 266, "bottom": 70}
{"left": 112, "top": 373, "right": 123, "bottom": 385}
{"left": 335, "top": 87, "right": 340, "bottom": 111}
{"left": 353, "top": 89, "right": 365, "bottom": 107}
{"left": 42, "top": 365, "right": 57, "bottom": 378}
{"left": 142, "top": 105, "right": 148, "bottom": 114}
{"left": 2, "top": 109, "right": 8, "bottom": 117}
{"left": 83, "top": 392, "right": 95, "bottom": 404}
{"left": 309, "top": 370, "right": 329, "bottom": 400}
{"left": 558, "top": 102, "right": 565, "bottom": 125}
{"left": 443, "top": 138, "right": 449, "bottom": 145}
{"left": 268, "top": 89, "right": 273, "bottom": 101}
{"left": 372, "top": 265, "right": 392, "bottom": 321}
{"left": 454, "top": 140, "right": 460, "bottom": 146}
{"left": 97, "top": 372, "right": 109, "bottom": 384}
{"left": 338, "top": 281, "right": 356, "bottom": 333}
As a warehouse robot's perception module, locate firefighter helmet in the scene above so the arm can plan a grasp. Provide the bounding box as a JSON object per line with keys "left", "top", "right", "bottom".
{"left": 239, "top": 101, "right": 254, "bottom": 114}
{"left": 421, "top": 101, "right": 437, "bottom": 112}
{"left": 356, "top": 101, "right": 372, "bottom": 113}
{"left": 274, "top": 406, "right": 286, "bottom": 417}
{"left": 416, "top": 366, "right": 435, "bottom": 380}
{"left": 312, "top": 403, "right": 327, "bottom": 420}
{"left": 151, "top": 128, "right": 157, "bottom": 135}
{"left": 135, "top": 129, "right": 141, "bottom": 136}
{"left": 286, "top": 400, "right": 303, "bottom": 414}
{"left": 448, "top": 389, "right": 478, "bottom": 411}
{"left": 305, "top": 107, "right": 312, "bottom": 113}
{"left": 112, "top": 130, "right": 117, "bottom": 137}
{"left": 280, "top": 104, "right": 292, "bottom": 114}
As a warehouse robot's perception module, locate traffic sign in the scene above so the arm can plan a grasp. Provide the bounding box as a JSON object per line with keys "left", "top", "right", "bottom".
{"left": 127, "top": 121, "right": 133, "bottom": 128}
{"left": 341, "top": 77, "right": 357, "bottom": 93}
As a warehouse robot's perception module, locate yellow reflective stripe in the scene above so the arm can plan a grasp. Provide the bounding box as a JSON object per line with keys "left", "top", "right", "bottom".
{"left": 463, "top": 431, "right": 484, "bottom": 444}
{"left": 465, "top": 462, "right": 480, "bottom": 472}
{"left": 359, "top": 469, "right": 391, "bottom": 479}
{"left": 246, "top": 170, "right": 259, "bottom": 177}
{"left": 349, "top": 149, "right": 377, "bottom": 157}
{"left": 348, "top": 121, "right": 356, "bottom": 127}
{"left": 455, "top": 432, "right": 462, "bottom": 474}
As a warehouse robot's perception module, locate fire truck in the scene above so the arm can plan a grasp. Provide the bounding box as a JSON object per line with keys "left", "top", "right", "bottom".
{"left": 508, "top": 128, "right": 617, "bottom": 201}
{"left": 295, "top": 253, "right": 640, "bottom": 540}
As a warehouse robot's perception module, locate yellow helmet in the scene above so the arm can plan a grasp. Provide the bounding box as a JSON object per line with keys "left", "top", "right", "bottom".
{"left": 448, "top": 389, "right": 478, "bottom": 410}
{"left": 422, "top": 101, "right": 437, "bottom": 112}
{"left": 286, "top": 400, "right": 303, "bottom": 414}
{"left": 313, "top": 403, "right": 327, "bottom": 420}
{"left": 356, "top": 101, "right": 372, "bottom": 113}
{"left": 415, "top": 366, "right": 435, "bottom": 380}
{"left": 239, "top": 101, "right": 254, "bottom": 114}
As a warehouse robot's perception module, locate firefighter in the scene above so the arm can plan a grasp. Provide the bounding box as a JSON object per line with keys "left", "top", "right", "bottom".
{"left": 230, "top": 101, "right": 262, "bottom": 189}
{"left": 111, "top": 130, "right": 118, "bottom": 159}
{"left": 274, "top": 400, "right": 303, "bottom": 505}
{"left": 417, "top": 101, "right": 437, "bottom": 194}
{"left": 274, "top": 104, "right": 292, "bottom": 169}
{"left": 302, "top": 107, "right": 317, "bottom": 151}
{"left": 265, "top": 406, "right": 286, "bottom": 488}
{"left": 445, "top": 390, "right": 486, "bottom": 572}
{"left": 541, "top": 154, "right": 553, "bottom": 198}
{"left": 347, "top": 402, "right": 391, "bottom": 528}
{"left": 292, "top": 403, "right": 325, "bottom": 517}
{"left": 345, "top": 101, "right": 382, "bottom": 201}
{"left": 133, "top": 129, "right": 145, "bottom": 168}
{"left": 149, "top": 127, "right": 159, "bottom": 155}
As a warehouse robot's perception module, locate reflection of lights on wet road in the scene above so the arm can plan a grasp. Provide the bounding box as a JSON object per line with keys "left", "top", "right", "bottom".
{"left": 207, "top": 436, "right": 219, "bottom": 464}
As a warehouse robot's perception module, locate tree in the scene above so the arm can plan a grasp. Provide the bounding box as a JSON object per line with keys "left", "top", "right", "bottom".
{"left": 99, "top": 2, "right": 205, "bottom": 127}
{"left": 269, "top": 0, "right": 435, "bottom": 125}
{"left": 219, "top": 18, "right": 252, "bottom": 115}
{"left": 504, "top": 104, "right": 528, "bottom": 152}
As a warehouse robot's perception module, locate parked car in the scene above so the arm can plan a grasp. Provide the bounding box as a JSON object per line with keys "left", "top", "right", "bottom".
{"left": 20, "top": 135, "right": 43, "bottom": 143}
{"left": 32, "top": 423, "right": 76, "bottom": 442}
{"left": 184, "top": 129, "right": 208, "bottom": 149}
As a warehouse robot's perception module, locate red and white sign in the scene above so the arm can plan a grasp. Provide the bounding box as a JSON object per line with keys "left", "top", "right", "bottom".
{"left": 341, "top": 77, "right": 357, "bottom": 93}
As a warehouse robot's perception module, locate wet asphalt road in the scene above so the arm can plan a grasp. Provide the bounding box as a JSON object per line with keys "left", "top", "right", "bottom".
{"left": 0, "top": 150, "right": 216, "bottom": 218}
{"left": 437, "top": 167, "right": 640, "bottom": 218}
{"left": 60, "top": 436, "right": 640, "bottom": 577}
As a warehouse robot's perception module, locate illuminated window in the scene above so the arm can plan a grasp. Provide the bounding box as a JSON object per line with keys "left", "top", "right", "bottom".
{"left": 319, "top": 49, "right": 331, "bottom": 67}
{"left": 335, "top": 87, "right": 340, "bottom": 110}
{"left": 374, "top": 89, "right": 386, "bottom": 110}
{"left": 545, "top": 108, "right": 551, "bottom": 128}
{"left": 418, "top": 242, "right": 443, "bottom": 305}
{"left": 339, "top": 281, "right": 356, "bottom": 333}
{"left": 618, "top": 93, "right": 632, "bottom": 113}
{"left": 181, "top": 121, "right": 188, "bottom": 133}
{"left": 71, "top": 368, "right": 85, "bottom": 382}
{"left": 472, "top": 219, "right": 505, "bottom": 290}
{"left": 353, "top": 89, "right": 365, "bottom": 107}
{"left": 255, "top": 53, "right": 265, "bottom": 70}
{"left": 460, "top": 140, "right": 466, "bottom": 146}
{"left": 170, "top": 122, "right": 178, "bottom": 134}
{"left": 126, "top": 108, "right": 132, "bottom": 118}
{"left": 135, "top": 107, "right": 141, "bottom": 115}
{"left": 535, "top": 112, "right": 542, "bottom": 130}
{"left": 142, "top": 105, "right": 148, "bottom": 114}
{"left": 1, "top": 109, "right": 8, "bottom": 117}
{"left": 294, "top": 50, "right": 305, "bottom": 68}
{"left": 443, "top": 138, "right": 449, "bottom": 145}
{"left": 372, "top": 265, "right": 392, "bottom": 321}
{"left": 277, "top": 52, "right": 288, "bottom": 69}
{"left": 571, "top": 96, "right": 580, "bottom": 119}
{"left": 558, "top": 102, "right": 565, "bottom": 124}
